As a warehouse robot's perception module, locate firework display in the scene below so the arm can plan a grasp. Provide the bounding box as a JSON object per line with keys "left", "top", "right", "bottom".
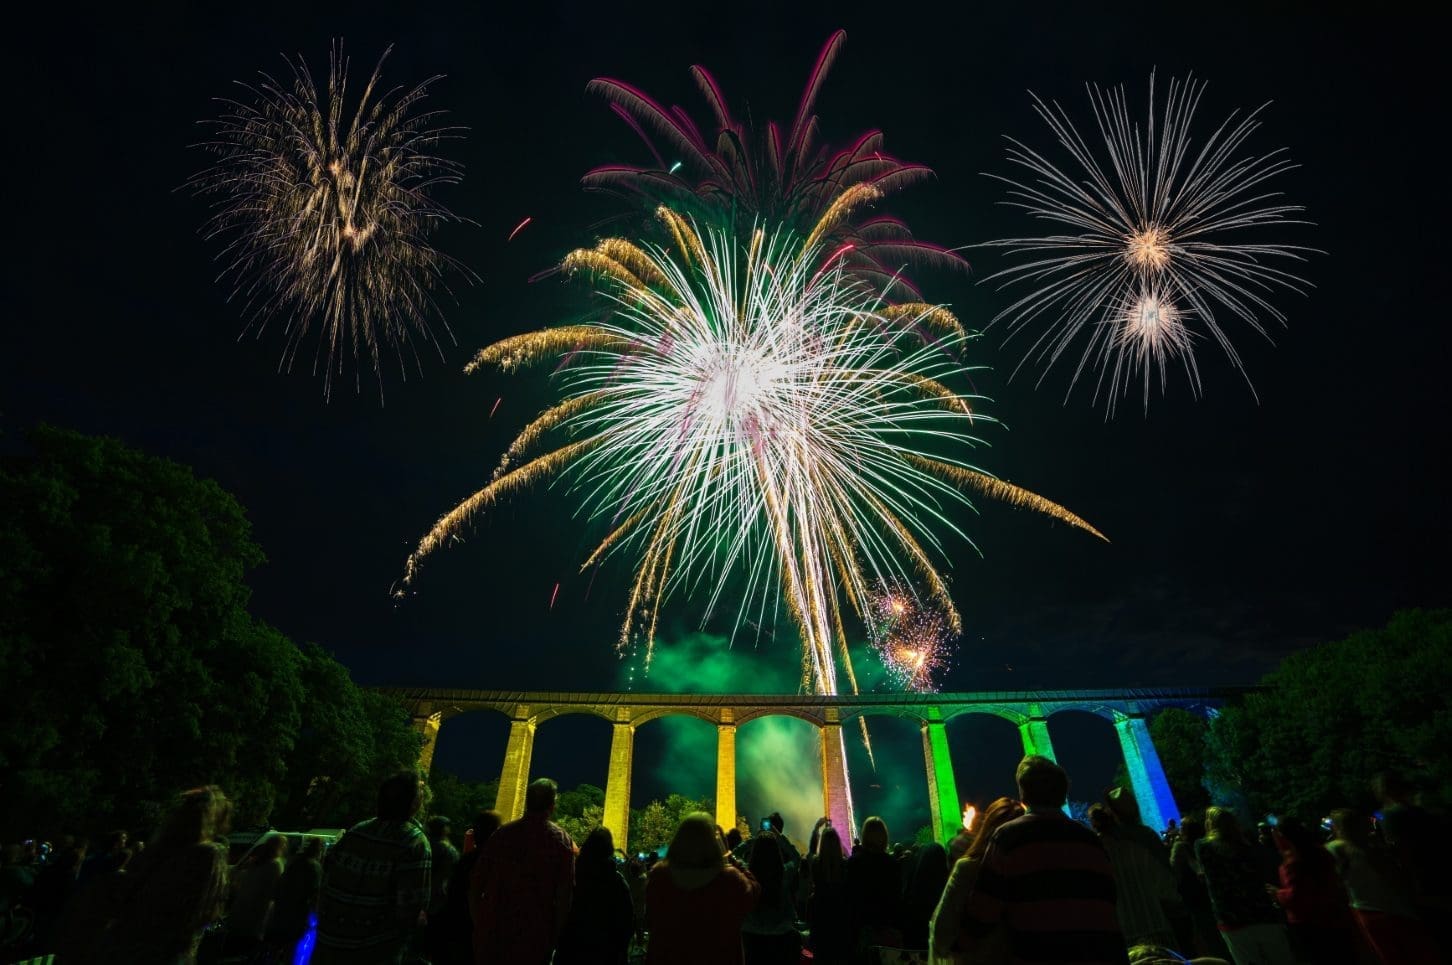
{"left": 399, "top": 208, "right": 1104, "bottom": 697}
{"left": 585, "top": 30, "right": 965, "bottom": 294}
{"left": 190, "top": 44, "right": 469, "bottom": 398}
{"left": 867, "top": 582, "right": 955, "bottom": 692}
{"left": 985, "top": 73, "right": 1312, "bottom": 412}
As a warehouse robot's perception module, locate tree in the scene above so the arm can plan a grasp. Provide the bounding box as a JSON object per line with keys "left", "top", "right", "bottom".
{"left": 0, "top": 426, "right": 421, "bottom": 838}
{"left": 0, "top": 426, "right": 300, "bottom": 835}
{"left": 628, "top": 793, "right": 713, "bottom": 854}
{"left": 1205, "top": 609, "right": 1452, "bottom": 818}
{"left": 427, "top": 773, "right": 500, "bottom": 837}
{"left": 1149, "top": 707, "right": 1212, "bottom": 813}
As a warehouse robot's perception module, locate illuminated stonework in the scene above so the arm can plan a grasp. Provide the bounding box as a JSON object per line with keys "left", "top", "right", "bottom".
{"left": 397, "top": 686, "right": 1240, "bottom": 846}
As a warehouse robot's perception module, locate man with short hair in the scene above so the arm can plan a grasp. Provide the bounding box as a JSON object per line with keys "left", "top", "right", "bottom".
{"left": 963, "top": 756, "right": 1126, "bottom": 963}
{"left": 472, "top": 777, "right": 577, "bottom": 965}
{"left": 314, "top": 771, "right": 432, "bottom": 963}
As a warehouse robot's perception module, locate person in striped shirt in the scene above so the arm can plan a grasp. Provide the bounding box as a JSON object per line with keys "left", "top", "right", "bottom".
{"left": 963, "top": 756, "right": 1127, "bottom": 964}
{"left": 313, "top": 771, "right": 432, "bottom": 963}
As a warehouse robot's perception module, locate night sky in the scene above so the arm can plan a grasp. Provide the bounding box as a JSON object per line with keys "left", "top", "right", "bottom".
{"left": 9, "top": 2, "right": 1447, "bottom": 836}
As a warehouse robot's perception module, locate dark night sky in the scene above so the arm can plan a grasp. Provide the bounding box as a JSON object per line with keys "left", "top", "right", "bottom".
{"left": 8, "top": 2, "right": 1448, "bottom": 826}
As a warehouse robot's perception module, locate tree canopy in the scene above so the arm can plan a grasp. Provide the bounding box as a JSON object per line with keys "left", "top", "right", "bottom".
{"left": 0, "top": 426, "right": 420, "bottom": 838}
{"left": 1204, "top": 608, "right": 1451, "bottom": 819}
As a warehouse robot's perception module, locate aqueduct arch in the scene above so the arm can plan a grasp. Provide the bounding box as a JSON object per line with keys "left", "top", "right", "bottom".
{"left": 384, "top": 687, "right": 1244, "bottom": 846}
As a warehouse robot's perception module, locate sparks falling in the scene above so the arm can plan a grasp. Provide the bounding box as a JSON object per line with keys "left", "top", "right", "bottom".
{"left": 400, "top": 208, "right": 1104, "bottom": 702}
{"left": 189, "top": 43, "right": 470, "bottom": 399}
{"left": 866, "top": 581, "right": 954, "bottom": 692}
{"left": 985, "top": 72, "right": 1314, "bottom": 413}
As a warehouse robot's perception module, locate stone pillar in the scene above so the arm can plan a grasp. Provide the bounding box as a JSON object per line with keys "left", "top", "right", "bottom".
{"left": 412, "top": 711, "right": 443, "bottom": 775}
{"left": 715, "top": 711, "right": 737, "bottom": 836}
{"left": 1017, "top": 714, "right": 1069, "bottom": 815}
{"left": 495, "top": 712, "right": 536, "bottom": 821}
{"left": 1018, "top": 717, "right": 1057, "bottom": 760}
{"left": 1115, "top": 713, "right": 1180, "bottom": 833}
{"left": 921, "top": 709, "right": 962, "bottom": 843}
{"left": 820, "top": 711, "right": 854, "bottom": 840}
{"left": 603, "top": 718, "right": 635, "bottom": 849}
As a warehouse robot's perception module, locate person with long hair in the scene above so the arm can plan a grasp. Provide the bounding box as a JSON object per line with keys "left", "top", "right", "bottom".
{"left": 105, "top": 785, "right": 232, "bottom": 963}
{"left": 1270, "top": 818, "right": 1356, "bottom": 964}
{"left": 267, "top": 836, "right": 324, "bottom": 959}
{"left": 902, "top": 842, "right": 949, "bottom": 949}
{"left": 555, "top": 827, "right": 634, "bottom": 965}
{"left": 846, "top": 816, "right": 904, "bottom": 956}
{"left": 1195, "top": 807, "right": 1294, "bottom": 965}
{"left": 928, "top": 796, "right": 1024, "bottom": 965}
{"left": 807, "top": 827, "right": 853, "bottom": 965}
{"left": 741, "top": 830, "right": 802, "bottom": 964}
{"left": 645, "top": 811, "right": 760, "bottom": 965}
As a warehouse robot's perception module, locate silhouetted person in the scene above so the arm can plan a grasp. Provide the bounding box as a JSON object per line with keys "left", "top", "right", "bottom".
{"left": 1374, "top": 769, "right": 1451, "bottom": 955}
{"left": 646, "top": 811, "right": 760, "bottom": 965}
{"left": 901, "top": 842, "right": 948, "bottom": 949}
{"left": 27, "top": 835, "right": 85, "bottom": 952}
{"left": 473, "top": 778, "right": 576, "bottom": 965}
{"left": 424, "top": 816, "right": 457, "bottom": 919}
{"left": 807, "top": 826, "right": 853, "bottom": 965}
{"left": 267, "top": 836, "right": 324, "bottom": 957}
{"left": 963, "top": 757, "right": 1125, "bottom": 964}
{"left": 930, "top": 795, "right": 1024, "bottom": 965}
{"left": 741, "top": 830, "right": 801, "bottom": 964}
{"left": 1196, "top": 807, "right": 1294, "bottom": 965}
{"left": 1271, "top": 817, "right": 1356, "bottom": 965}
{"left": 315, "top": 771, "right": 432, "bottom": 963}
{"left": 845, "top": 815, "right": 903, "bottom": 956}
{"left": 433, "top": 809, "right": 498, "bottom": 965}
{"left": 226, "top": 831, "right": 288, "bottom": 952}
{"left": 555, "top": 826, "right": 634, "bottom": 965}
{"left": 106, "top": 785, "right": 232, "bottom": 963}
{"left": 1169, "top": 815, "right": 1229, "bottom": 960}
{"left": 1326, "top": 808, "right": 1436, "bottom": 964}
{"left": 1091, "top": 797, "right": 1180, "bottom": 948}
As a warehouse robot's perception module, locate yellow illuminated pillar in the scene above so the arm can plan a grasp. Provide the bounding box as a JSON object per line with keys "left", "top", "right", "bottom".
{"left": 603, "top": 720, "right": 635, "bottom": 848}
{"left": 412, "top": 711, "right": 443, "bottom": 776}
{"left": 715, "top": 713, "right": 737, "bottom": 835}
{"left": 495, "top": 713, "right": 536, "bottom": 821}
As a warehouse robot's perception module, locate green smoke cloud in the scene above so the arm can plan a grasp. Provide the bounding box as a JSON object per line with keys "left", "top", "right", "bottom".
{"left": 620, "top": 630, "right": 937, "bottom": 846}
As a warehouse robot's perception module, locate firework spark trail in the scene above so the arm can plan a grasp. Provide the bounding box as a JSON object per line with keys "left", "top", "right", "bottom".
{"left": 584, "top": 31, "right": 968, "bottom": 292}
{"left": 402, "top": 210, "right": 1102, "bottom": 675}
{"left": 189, "top": 42, "right": 471, "bottom": 399}
{"left": 984, "top": 72, "right": 1314, "bottom": 413}
{"left": 400, "top": 209, "right": 1105, "bottom": 829}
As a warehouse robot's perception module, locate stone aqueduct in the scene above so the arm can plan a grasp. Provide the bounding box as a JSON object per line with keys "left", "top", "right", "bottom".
{"left": 387, "top": 687, "right": 1240, "bottom": 847}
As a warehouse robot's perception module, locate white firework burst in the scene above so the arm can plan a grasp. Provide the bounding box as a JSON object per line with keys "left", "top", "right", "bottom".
{"left": 400, "top": 210, "right": 1106, "bottom": 696}
{"left": 985, "top": 72, "right": 1315, "bottom": 413}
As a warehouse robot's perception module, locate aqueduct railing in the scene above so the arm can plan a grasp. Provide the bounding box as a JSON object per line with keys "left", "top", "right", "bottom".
{"left": 383, "top": 687, "right": 1242, "bottom": 846}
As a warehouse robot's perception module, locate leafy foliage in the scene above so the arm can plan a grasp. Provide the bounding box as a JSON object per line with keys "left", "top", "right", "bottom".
{"left": 1205, "top": 609, "right": 1452, "bottom": 818}
{"left": 426, "top": 773, "right": 500, "bottom": 838}
{"left": 1149, "top": 707, "right": 1212, "bottom": 813}
{"left": 628, "top": 793, "right": 713, "bottom": 854}
{"left": 0, "top": 426, "right": 420, "bottom": 838}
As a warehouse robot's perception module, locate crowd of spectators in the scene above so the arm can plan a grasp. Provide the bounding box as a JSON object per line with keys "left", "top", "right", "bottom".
{"left": 1, "top": 761, "right": 1445, "bottom": 964}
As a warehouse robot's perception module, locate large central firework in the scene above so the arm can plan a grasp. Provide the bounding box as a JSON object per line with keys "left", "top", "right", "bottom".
{"left": 400, "top": 208, "right": 1104, "bottom": 697}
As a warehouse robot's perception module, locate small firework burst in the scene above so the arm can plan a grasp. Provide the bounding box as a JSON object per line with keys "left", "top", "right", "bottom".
{"left": 190, "top": 43, "right": 470, "bottom": 399}
{"left": 985, "top": 72, "right": 1314, "bottom": 413}
{"left": 866, "top": 582, "right": 955, "bottom": 692}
